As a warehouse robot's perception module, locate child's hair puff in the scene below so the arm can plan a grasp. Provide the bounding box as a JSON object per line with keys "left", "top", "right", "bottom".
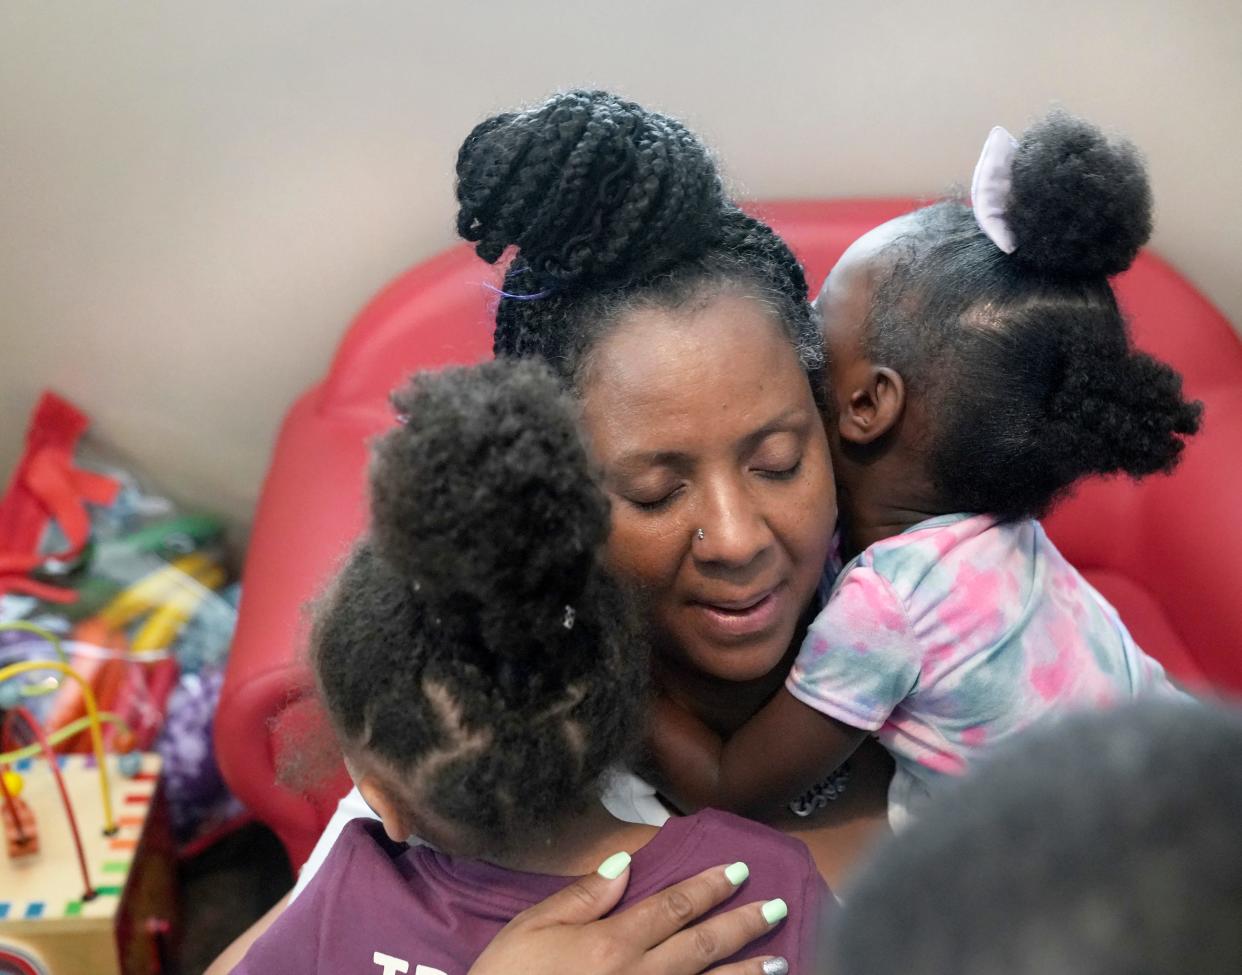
{"left": 372, "top": 358, "right": 610, "bottom": 651}
{"left": 312, "top": 359, "right": 647, "bottom": 855}
{"left": 1007, "top": 109, "right": 1152, "bottom": 279}
{"left": 865, "top": 110, "right": 1202, "bottom": 520}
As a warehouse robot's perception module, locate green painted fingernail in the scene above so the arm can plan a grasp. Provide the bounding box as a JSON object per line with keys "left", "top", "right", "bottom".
{"left": 762, "top": 898, "right": 788, "bottom": 924}
{"left": 597, "top": 851, "right": 631, "bottom": 879}
{"left": 725, "top": 861, "right": 749, "bottom": 886}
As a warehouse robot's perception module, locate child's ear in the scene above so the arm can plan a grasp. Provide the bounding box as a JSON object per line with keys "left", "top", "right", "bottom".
{"left": 357, "top": 774, "right": 412, "bottom": 844}
{"left": 838, "top": 366, "right": 905, "bottom": 445}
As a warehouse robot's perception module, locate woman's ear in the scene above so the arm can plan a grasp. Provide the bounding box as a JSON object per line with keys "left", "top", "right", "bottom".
{"left": 357, "top": 774, "right": 412, "bottom": 844}
{"left": 838, "top": 366, "right": 905, "bottom": 445}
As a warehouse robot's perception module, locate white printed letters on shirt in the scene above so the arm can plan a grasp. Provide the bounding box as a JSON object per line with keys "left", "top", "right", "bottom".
{"left": 373, "top": 951, "right": 447, "bottom": 975}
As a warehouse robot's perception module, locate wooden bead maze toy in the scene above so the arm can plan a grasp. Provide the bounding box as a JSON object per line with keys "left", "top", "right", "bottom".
{"left": 0, "top": 650, "right": 175, "bottom": 975}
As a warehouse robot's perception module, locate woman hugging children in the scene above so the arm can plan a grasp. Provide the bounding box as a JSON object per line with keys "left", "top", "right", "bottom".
{"left": 228, "top": 91, "right": 1206, "bottom": 975}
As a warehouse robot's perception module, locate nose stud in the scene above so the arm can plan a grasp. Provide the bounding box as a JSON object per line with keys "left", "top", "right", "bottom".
{"left": 695, "top": 528, "right": 706, "bottom": 541}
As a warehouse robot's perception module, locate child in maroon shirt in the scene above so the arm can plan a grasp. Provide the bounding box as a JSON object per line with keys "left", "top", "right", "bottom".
{"left": 233, "top": 360, "right": 829, "bottom": 975}
{"left": 238, "top": 813, "right": 823, "bottom": 975}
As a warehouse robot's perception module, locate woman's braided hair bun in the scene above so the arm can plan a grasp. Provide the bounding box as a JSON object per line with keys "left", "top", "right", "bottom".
{"left": 1007, "top": 109, "right": 1153, "bottom": 278}
{"left": 456, "top": 89, "right": 726, "bottom": 292}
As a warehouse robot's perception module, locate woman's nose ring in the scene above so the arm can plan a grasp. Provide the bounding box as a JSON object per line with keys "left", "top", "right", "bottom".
{"left": 695, "top": 528, "right": 706, "bottom": 542}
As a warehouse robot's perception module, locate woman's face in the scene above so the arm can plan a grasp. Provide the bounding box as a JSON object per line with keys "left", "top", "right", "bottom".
{"left": 579, "top": 290, "right": 837, "bottom": 684}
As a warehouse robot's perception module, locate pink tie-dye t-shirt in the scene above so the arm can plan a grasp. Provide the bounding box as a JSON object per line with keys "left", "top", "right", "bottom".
{"left": 787, "top": 513, "right": 1178, "bottom": 823}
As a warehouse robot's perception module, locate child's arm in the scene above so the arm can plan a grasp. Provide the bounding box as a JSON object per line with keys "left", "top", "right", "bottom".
{"left": 648, "top": 688, "right": 867, "bottom": 818}
{"left": 648, "top": 564, "right": 919, "bottom": 817}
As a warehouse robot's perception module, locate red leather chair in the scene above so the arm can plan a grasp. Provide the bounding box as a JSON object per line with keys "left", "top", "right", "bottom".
{"left": 216, "top": 199, "right": 1242, "bottom": 867}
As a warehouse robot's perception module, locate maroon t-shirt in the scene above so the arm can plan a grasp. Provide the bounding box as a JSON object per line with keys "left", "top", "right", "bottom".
{"left": 233, "top": 809, "right": 830, "bottom": 975}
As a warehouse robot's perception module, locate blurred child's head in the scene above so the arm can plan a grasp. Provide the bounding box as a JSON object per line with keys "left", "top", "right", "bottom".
{"left": 821, "top": 111, "right": 1202, "bottom": 522}
{"left": 309, "top": 359, "right": 648, "bottom": 859}
{"left": 828, "top": 697, "right": 1242, "bottom": 975}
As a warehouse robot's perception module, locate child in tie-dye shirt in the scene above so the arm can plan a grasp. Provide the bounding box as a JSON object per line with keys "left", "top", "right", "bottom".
{"left": 648, "top": 111, "right": 1201, "bottom": 825}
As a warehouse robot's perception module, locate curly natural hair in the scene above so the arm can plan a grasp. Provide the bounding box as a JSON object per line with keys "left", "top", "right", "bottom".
{"left": 310, "top": 359, "right": 648, "bottom": 856}
{"left": 455, "top": 89, "right": 823, "bottom": 398}
{"left": 863, "top": 110, "right": 1201, "bottom": 520}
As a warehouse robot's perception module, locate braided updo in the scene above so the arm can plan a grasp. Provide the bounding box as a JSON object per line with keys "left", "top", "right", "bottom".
{"left": 311, "top": 359, "right": 647, "bottom": 856}
{"left": 456, "top": 90, "right": 822, "bottom": 393}
{"left": 863, "top": 110, "right": 1201, "bottom": 521}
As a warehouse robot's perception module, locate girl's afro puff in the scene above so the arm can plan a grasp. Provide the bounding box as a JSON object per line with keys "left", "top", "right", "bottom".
{"left": 371, "top": 358, "right": 609, "bottom": 626}
{"left": 1007, "top": 109, "right": 1152, "bottom": 278}
{"left": 311, "top": 358, "right": 648, "bottom": 854}
{"left": 862, "top": 109, "right": 1200, "bottom": 521}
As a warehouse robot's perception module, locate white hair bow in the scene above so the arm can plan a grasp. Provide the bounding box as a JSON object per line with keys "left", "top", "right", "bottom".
{"left": 971, "top": 126, "right": 1020, "bottom": 254}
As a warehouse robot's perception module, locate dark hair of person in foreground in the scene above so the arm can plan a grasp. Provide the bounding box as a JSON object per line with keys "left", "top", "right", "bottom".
{"left": 827, "top": 697, "right": 1242, "bottom": 975}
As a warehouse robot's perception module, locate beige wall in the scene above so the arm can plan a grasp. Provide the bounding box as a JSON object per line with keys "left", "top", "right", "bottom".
{"left": 2, "top": 1, "right": 1239, "bottom": 536}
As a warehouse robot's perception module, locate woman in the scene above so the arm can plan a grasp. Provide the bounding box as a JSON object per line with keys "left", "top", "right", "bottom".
{"left": 210, "top": 89, "right": 890, "bottom": 973}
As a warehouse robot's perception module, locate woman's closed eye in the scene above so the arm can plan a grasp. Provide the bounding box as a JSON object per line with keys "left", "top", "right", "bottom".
{"left": 626, "top": 483, "right": 685, "bottom": 512}
{"left": 750, "top": 433, "right": 804, "bottom": 481}
{"left": 755, "top": 457, "right": 803, "bottom": 480}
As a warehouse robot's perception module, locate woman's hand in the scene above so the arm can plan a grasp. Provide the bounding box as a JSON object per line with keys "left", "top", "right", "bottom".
{"left": 468, "top": 856, "right": 790, "bottom": 975}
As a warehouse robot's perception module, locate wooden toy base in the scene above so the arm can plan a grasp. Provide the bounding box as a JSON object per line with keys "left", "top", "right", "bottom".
{"left": 0, "top": 754, "right": 176, "bottom": 975}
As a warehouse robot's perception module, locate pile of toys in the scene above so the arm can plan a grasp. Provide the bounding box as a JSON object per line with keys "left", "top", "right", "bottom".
{"left": 0, "top": 392, "right": 241, "bottom": 845}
